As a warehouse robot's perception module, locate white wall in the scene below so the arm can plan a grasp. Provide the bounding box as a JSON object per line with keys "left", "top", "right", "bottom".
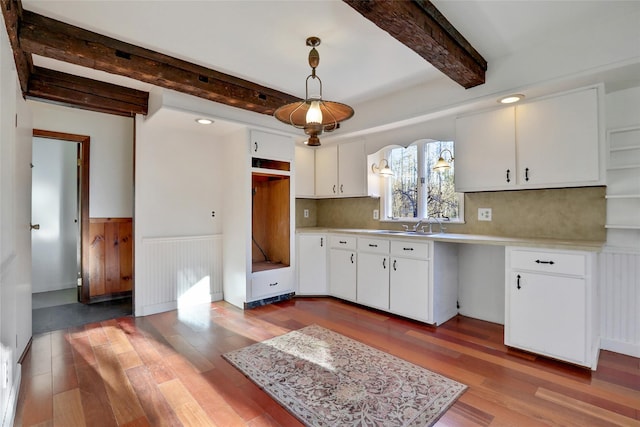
{"left": 135, "top": 109, "right": 227, "bottom": 238}
{"left": 0, "top": 15, "right": 33, "bottom": 426}
{"left": 31, "top": 138, "right": 78, "bottom": 292}
{"left": 28, "top": 101, "right": 134, "bottom": 218}
{"left": 134, "top": 107, "right": 236, "bottom": 315}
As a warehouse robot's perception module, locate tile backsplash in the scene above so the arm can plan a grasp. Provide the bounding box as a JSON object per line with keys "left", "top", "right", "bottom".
{"left": 296, "top": 186, "right": 606, "bottom": 242}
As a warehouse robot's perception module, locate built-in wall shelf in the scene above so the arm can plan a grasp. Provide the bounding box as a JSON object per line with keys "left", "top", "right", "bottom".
{"left": 606, "top": 126, "right": 640, "bottom": 232}
{"left": 607, "top": 164, "right": 640, "bottom": 171}
{"left": 605, "top": 224, "right": 640, "bottom": 230}
{"left": 605, "top": 194, "right": 640, "bottom": 199}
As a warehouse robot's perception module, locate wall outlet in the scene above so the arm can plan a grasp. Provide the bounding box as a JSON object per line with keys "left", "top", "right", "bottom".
{"left": 373, "top": 209, "right": 379, "bottom": 220}
{"left": 478, "top": 208, "right": 492, "bottom": 221}
{"left": 303, "top": 209, "right": 309, "bottom": 218}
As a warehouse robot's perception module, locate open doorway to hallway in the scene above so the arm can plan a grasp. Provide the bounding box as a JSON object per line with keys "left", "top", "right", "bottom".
{"left": 31, "top": 130, "right": 132, "bottom": 334}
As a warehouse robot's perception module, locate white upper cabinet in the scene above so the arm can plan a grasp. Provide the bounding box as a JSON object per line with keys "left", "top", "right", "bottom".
{"left": 295, "top": 145, "right": 315, "bottom": 197}
{"left": 455, "top": 86, "right": 602, "bottom": 192}
{"left": 250, "top": 130, "right": 294, "bottom": 161}
{"left": 315, "top": 145, "right": 339, "bottom": 196}
{"left": 516, "top": 88, "right": 600, "bottom": 187}
{"left": 455, "top": 106, "right": 517, "bottom": 192}
{"left": 315, "top": 140, "right": 367, "bottom": 197}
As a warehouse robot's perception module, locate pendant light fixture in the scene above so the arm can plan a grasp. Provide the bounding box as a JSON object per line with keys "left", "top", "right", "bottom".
{"left": 274, "top": 37, "right": 354, "bottom": 146}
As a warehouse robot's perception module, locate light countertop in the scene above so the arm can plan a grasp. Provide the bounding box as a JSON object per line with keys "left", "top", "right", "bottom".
{"left": 296, "top": 228, "right": 604, "bottom": 252}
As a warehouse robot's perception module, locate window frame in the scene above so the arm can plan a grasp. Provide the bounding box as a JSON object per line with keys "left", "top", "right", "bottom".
{"left": 379, "top": 139, "right": 465, "bottom": 224}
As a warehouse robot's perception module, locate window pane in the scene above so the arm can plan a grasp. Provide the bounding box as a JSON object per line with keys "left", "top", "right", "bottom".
{"left": 425, "top": 141, "right": 458, "bottom": 219}
{"left": 388, "top": 145, "right": 418, "bottom": 218}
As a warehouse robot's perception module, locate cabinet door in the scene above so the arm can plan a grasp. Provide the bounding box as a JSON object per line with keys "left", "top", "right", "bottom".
{"left": 506, "top": 272, "right": 586, "bottom": 364}
{"left": 329, "top": 249, "right": 356, "bottom": 301}
{"left": 315, "top": 145, "right": 338, "bottom": 196}
{"left": 250, "top": 130, "right": 293, "bottom": 161}
{"left": 337, "top": 141, "right": 367, "bottom": 197}
{"left": 357, "top": 252, "right": 389, "bottom": 310}
{"left": 297, "top": 234, "right": 327, "bottom": 295}
{"left": 295, "top": 146, "right": 315, "bottom": 197}
{"left": 516, "top": 88, "right": 599, "bottom": 186}
{"left": 390, "top": 257, "right": 430, "bottom": 322}
{"left": 455, "top": 107, "right": 516, "bottom": 192}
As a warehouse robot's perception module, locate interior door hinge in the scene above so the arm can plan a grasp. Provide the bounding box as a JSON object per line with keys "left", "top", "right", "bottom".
{"left": 77, "top": 158, "right": 82, "bottom": 166}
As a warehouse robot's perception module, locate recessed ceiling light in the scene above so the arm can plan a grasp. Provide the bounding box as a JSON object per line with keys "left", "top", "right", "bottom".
{"left": 498, "top": 94, "right": 525, "bottom": 104}
{"left": 195, "top": 118, "right": 213, "bottom": 125}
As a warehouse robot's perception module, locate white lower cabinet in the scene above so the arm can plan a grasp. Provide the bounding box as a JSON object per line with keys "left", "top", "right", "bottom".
{"left": 357, "top": 238, "right": 390, "bottom": 311}
{"left": 329, "top": 235, "right": 357, "bottom": 302}
{"left": 296, "top": 234, "right": 327, "bottom": 295}
{"left": 390, "top": 255, "right": 430, "bottom": 322}
{"left": 505, "top": 247, "right": 598, "bottom": 369}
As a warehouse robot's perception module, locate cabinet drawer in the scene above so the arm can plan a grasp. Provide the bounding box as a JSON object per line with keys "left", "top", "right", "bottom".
{"left": 358, "top": 237, "right": 390, "bottom": 254}
{"left": 251, "top": 269, "right": 292, "bottom": 299}
{"left": 390, "top": 240, "right": 429, "bottom": 259}
{"left": 509, "top": 249, "right": 586, "bottom": 276}
{"left": 329, "top": 235, "right": 356, "bottom": 250}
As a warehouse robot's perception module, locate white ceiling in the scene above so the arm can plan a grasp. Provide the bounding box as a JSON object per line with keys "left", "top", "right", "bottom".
{"left": 21, "top": 0, "right": 640, "bottom": 138}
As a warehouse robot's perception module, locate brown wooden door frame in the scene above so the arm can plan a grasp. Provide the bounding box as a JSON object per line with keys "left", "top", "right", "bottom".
{"left": 32, "top": 129, "right": 91, "bottom": 303}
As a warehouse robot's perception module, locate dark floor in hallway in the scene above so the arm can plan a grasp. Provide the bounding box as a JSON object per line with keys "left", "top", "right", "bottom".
{"left": 32, "top": 288, "right": 132, "bottom": 335}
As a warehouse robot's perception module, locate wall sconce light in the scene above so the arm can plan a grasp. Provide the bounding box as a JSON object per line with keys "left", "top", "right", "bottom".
{"left": 371, "top": 159, "right": 394, "bottom": 177}
{"left": 433, "top": 149, "right": 454, "bottom": 172}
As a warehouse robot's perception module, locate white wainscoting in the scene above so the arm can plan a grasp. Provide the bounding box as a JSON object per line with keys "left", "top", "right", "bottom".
{"left": 137, "top": 235, "right": 223, "bottom": 316}
{"left": 599, "top": 248, "right": 640, "bottom": 358}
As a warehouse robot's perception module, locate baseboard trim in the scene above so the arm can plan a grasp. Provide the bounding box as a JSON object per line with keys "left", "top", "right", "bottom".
{"left": 1, "top": 366, "right": 21, "bottom": 427}
{"left": 600, "top": 338, "right": 640, "bottom": 358}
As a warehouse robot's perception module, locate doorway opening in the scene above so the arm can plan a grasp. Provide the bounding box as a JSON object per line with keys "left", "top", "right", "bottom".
{"left": 32, "top": 130, "right": 89, "bottom": 302}
{"left": 31, "top": 130, "right": 132, "bottom": 334}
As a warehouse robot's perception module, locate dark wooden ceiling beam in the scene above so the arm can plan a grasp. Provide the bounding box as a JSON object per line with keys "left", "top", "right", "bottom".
{"left": 18, "top": 10, "right": 300, "bottom": 116}
{"left": 343, "top": 0, "right": 487, "bottom": 89}
{"left": 1, "top": 0, "right": 33, "bottom": 94}
{"left": 27, "top": 67, "right": 149, "bottom": 117}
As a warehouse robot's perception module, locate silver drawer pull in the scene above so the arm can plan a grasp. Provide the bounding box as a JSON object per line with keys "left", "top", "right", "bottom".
{"left": 535, "top": 260, "right": 555, "bottom": 265}
{"left": 403, "top": 247, "right": 414, "bottom": 251}
{"left": 269, "top": 282, "right": 278, "bottom": 287}
{"left": 339, "top": 240, "right": 347, "bottom": 244}
{"left": 369, "top": 243, "right": 378, "bottom": 247}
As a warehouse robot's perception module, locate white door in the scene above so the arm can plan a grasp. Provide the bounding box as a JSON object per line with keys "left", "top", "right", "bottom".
{"left": 329, "top": 249, "right": 356, "bottom": 301}
{"left": 31, "top": 137, "right": 79, "bottom": 294}
{"left": 297, "top": 234, "right": 327, "bottom": 295}
{"left": 390, "top": 257, "right": 429, "bottom": 322}
{"left": 454, "top": 107, "right": 517, "bottom": 192}
{"left": 357, "top": 252, "right": 389, "bottom": 310}
{"left": 507, "top": 272, "right": 586, "bottom": 364}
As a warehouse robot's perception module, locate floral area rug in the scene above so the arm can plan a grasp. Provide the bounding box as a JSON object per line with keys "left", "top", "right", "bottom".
{"left": 222, "top": 324, "right": 467, "bottom": 426}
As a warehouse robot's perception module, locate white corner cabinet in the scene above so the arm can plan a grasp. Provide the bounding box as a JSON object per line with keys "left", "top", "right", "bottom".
{"left": 222, "top": 129, "right": 295, "bottom": 309}
{"left": 455, "top": 86, "right": 602, "bottom": 192}
{"left": 296, "top": 233, "right": 327, "bottom": 295}
{"left": 315, "top": 140, "right": 367, "bottom": 197}
{"left": 505, "top": 247, "right": 599, "bottom": 369}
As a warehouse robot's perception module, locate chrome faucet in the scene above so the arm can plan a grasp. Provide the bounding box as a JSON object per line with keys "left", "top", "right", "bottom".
{"left": 411, "top": 220, "right": 423, "bottom": 232}
{"left": 427, "top": 216, "right": 446, "bottom": 233}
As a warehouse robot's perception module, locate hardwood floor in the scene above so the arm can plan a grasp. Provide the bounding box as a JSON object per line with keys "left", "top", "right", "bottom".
{"left": 14, "top": 297, "right": 640, "bottom": 426}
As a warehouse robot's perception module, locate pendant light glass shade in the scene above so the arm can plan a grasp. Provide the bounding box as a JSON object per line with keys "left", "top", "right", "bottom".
{"left": 274, "top": 37, "right": 354, "bottom": 146}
